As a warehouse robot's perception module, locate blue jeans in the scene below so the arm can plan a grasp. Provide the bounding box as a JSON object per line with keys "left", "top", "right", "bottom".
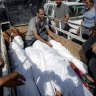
{"left": 24, "top": 31, "right": 48, "bottom": 48}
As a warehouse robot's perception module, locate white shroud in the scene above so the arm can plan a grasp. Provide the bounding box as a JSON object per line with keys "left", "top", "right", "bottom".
{"left": 8, "top": 36, "right": 41, "bottom": 96}
{"left": 8, "top": 36, "right": 93, "bottom": 96}
{"left": 25, "top": 40, "right": 92, "bottom": 96}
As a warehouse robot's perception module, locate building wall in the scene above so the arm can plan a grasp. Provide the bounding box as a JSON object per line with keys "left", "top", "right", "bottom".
{"left": 3, "top": 0, "right": 42, "bottom": 26}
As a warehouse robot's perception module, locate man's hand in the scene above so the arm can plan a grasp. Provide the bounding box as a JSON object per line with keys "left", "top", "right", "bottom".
{"left": 54, "top": 38, "right": 61, "bottom": 43}
{"left": 0, "top": 72, "right": 26, "bottom": 87}
{"left": 55, "top": 39, "right": 60, "bottom": 42}
{"left": 55, "top": 39, "right": 59, "bottom": 42}
{"left": 0, "top": 57, "right": 4, "bottom": 68}
{"left": 76, "top": 27, "right": 81, "bottom": 35}
{"left": 47, "top": 42, "right": 53, "bottom": 47}
{"left": 91, "top": 42, "right": 96, "bottom": 54}
{"left": 59, "top": 18, "right": 64, "bottom": 22}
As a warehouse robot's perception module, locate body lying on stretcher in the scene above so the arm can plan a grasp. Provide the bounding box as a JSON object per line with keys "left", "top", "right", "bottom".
{"left": 3, "top": 27, "right": 94, "bottom": 96}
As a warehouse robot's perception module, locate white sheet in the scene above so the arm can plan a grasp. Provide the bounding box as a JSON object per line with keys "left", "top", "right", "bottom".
{"left": 8, "top": 36, "right": 93, "bottom": 96}
{"left": 25, "top": 48, "right": 56, "bottom": 96}
{"left": 50, "top": 40, "right": 88, "bottom": 73}
{"left": 25, "top": 40, "right": 92, "bottom": 96}
{"left": 8, "top": 36, "right": 41, "bottom": 96}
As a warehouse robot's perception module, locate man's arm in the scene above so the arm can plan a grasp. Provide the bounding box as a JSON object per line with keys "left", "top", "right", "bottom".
{"left": 60, "top": 14, "right": 69, "bottom": 22}
{"left": 60, "top": 4, "right": 69, "bottom": 22}
{"left": 0, "top": 72, "right": 26, "bottom": 88}
{"left": 46, "top": 28, "right": 59, "bottom": 42}
{"left": 76, "top": 20, "right": 83, "bottom": 35}
{"left": 54, "top": 17, "right": 56, "bottom": 26}
{"left": 53, "top": 17, "right": 57, "bottom": 33}
{"left": 0, "top": 57, "right": 4, "bottom": 68}
{"left": 33, "top": 30, "right": 53, "bottom": 47}
{"left": 54, "top": 7, "right": 56, "bottom": 26}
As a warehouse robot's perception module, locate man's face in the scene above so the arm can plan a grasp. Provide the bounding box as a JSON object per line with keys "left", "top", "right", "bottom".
{"left": 56, "top": 0, "right": 61, "bottom": 5}
{"left": 37, "top": 9, "right": 45, "bottom": 21}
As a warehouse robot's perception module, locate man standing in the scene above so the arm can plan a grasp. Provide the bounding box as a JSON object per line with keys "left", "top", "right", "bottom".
{"left": 25, "top": 7, "right": 59, "bottom": 48}
{"left": 54, "top": 0, "right": 69, "bottom": 35}
{"left": 77, "top": 0, "right": 95, "bottom": 39}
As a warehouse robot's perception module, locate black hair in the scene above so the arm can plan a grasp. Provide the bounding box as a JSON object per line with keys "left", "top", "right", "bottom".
{"left": 36, "top": 6, "right": 44, "bottom": 13}
{"left": 89, "top": 0, "right": 94, "bottom": 4}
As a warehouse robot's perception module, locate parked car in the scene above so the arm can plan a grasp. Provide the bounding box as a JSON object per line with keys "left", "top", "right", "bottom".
{"left": 44, "top": 1, "right": 86, "bottom": 34}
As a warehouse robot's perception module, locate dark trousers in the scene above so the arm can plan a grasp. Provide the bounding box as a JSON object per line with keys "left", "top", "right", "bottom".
{"left": 82, "top": 34, "right": 89, "bottom": 40}
{"left": 24, "top": 31, "right": 48, "bottom": 48}
{"left": 82, "top": 35, "right": 96, "bottom": 80}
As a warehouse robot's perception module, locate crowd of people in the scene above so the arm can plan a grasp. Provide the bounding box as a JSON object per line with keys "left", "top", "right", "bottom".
{"left": 0, "top": 0, "right": 96, "bottom": 95}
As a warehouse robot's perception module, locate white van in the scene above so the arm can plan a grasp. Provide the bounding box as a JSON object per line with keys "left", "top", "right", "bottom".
{"left": 44, "top": 1, "right": 86, "bottom": 34}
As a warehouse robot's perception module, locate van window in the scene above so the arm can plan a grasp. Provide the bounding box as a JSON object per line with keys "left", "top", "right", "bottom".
{"left": 69, "top": 5, "right": 86, "bottom": 17}
{"left": 48, "top": 5, "right": 53, "bottom": 16}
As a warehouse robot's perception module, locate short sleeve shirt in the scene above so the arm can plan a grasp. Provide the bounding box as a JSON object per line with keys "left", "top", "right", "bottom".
{"left": 25, "top": 16, "right": 49, "bottom": 40}
{"left": 94, "top": 0, "right": 96, "bottom": 20}
{"left": 83, "top": 8, "right": 95, "bottom": 28}
{"left": 54, "top": 4, "right": 69, "bottom": 29}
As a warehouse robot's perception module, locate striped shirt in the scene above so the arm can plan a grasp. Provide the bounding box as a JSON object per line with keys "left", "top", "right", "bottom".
{"left": 54, "top": 4, "right": 69, "bottom": 29}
